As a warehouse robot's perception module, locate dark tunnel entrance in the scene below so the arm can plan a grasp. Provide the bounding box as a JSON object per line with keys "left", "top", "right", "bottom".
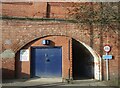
{"left": 72, "top": 39, "right": 94, "bottom": 80}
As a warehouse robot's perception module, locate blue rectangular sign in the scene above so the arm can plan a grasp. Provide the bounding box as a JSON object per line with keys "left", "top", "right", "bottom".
{"left": 103, "top": 55, "right": 112, "bottom": 60}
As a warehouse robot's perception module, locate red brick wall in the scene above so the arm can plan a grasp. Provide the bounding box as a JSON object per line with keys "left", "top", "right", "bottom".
{"left": 15, "top": 36, "right": 72, "bottom": 79}
{"left": 1, "top": 19, "right": 119, "bottom": 81}
{"left": 1, "top": 2, "right": 101, "bottom": 20}
{"left": 2, "top": 59, "right": 15, "bottom": 79}
{"left": 2, "top": 2, "right": 47, "bottom": 18}
{"left": 1, "top": 2, "right": 84, "bottom": 19}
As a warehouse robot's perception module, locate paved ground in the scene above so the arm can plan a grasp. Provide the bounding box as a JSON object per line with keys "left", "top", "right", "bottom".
{"left": 2, "top": 78, "right": 119, "bottom": 88}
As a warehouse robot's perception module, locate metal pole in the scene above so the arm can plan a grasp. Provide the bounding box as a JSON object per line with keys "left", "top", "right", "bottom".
{"left": 106, "top": 53, "right": 109, "bottom": 80}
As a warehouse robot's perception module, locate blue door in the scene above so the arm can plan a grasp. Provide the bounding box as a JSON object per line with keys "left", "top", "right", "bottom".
{"left": 31, "top": 47, "right": 62, "bottom": 78}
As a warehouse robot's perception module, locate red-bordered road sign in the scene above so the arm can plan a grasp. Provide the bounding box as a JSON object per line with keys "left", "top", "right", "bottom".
{"left": 103, "top": 45, "right": 111, "bottom": 53}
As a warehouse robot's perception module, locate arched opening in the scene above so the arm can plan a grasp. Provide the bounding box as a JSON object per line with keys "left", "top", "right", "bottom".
{"left": 15, "top": 35, "right": 101, "bottom": 81}
{"left": 72, "top": 39, "right": 102, "bottom": 80}
{"left": 15, "top": 35, "right": 72, "bottom": 80}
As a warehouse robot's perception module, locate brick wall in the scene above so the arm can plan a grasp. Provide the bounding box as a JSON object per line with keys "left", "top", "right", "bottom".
{"left": 15, "top": 36, "right": 72, "bottom": 79}
{"left": 1, "top": 19, "right": 119, "bottom": 80}
{"left": 2, "top": 2, "right": 47, "bottom": 18}
{"left": 2, "top": 59, "right": 15, "bottom": 79}
{"left": 1, "top": 2, "right": 86, "bottom": 19}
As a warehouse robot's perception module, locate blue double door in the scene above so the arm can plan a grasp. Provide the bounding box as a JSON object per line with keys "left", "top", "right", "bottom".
{"left": 31, "top": 47, "right": 62, "bottom": 78}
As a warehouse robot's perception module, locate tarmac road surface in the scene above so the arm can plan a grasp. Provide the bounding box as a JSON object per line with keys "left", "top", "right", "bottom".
{"left": 2, "top": 78, "right": 119, "bottom": 88}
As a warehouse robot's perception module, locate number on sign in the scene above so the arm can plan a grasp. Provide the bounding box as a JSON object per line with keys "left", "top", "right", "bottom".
{"left": 103, "top": 45, "right": 111, "bottom": 53}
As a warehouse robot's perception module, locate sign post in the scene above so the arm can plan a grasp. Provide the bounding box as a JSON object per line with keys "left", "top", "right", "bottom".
{"left": 105, "top": 53, "right": 109, "bottom": 81}
{"left": 103, "top": 45, "right": 112, "bottom": 81}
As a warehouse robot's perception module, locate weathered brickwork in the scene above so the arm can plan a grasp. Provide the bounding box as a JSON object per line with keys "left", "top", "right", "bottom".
{"left": 2, "top": 2, "right": 47, "bottom": 18}
{"left": 1, "top": 2, "right": 119, "bottom": 81}
{"left": 1, "top": 19, "right": 119, "bottom": 80}
{"left": 15, "top": 36, "right": 72, "bottom": 79}
{"left": 2, "top": 2, "right": 94, "bottom": 19}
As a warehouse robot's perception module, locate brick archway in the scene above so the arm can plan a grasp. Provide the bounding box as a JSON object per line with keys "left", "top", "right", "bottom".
{"left": 2, "top": 20, "right": 102, "bottom": 80}
{"left": 15, "top": 35, "right": 72, "bottom": 80}
{"left": 15, "top": 35, "right": 102, "bottom": 81}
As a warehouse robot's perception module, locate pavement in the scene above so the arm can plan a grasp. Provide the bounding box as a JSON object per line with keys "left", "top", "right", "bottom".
{"left": 1, "top": 78, "right": 119, "bottom": 88}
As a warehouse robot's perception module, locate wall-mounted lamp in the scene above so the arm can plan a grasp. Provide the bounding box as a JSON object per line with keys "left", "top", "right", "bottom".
{"left": 42, "top": 40, "right": 50, "bottom": 45}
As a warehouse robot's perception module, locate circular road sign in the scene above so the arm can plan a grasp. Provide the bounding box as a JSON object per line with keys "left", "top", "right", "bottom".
{"left": 103, "top": 45, "right": 111, "bottom": 52}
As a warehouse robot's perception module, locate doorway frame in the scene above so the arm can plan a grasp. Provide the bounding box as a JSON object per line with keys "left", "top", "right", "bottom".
{"left": 30, "top": 46, "right": 62, "bottom": 78}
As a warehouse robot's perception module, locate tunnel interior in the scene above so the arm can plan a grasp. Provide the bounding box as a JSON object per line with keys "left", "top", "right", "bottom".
{"left": 72, "top": 39, "right": 94, "bottom": 80}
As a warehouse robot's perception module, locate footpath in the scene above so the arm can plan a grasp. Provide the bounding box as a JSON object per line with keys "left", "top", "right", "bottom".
{"left": 2, "top": 78, "right": 119, "bottom": 88}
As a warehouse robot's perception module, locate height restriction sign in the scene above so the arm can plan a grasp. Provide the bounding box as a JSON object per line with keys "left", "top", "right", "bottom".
{"left": 103, "top": 45, "right": 111, "bottom": 53}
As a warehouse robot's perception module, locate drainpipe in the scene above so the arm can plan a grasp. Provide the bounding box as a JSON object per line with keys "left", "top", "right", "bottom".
{"left": 67, "top": 39, "right": 72, "bottom": 83}
{"left": 46, "top": 2, "right": 50, "bottom": 18}
{"left": 68, "top": 39, "right": 70, "bottom": 80}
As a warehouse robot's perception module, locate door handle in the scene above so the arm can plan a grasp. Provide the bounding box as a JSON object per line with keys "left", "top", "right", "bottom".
{"left": 46, "top": 58, "right": 50, "bottom": 62}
